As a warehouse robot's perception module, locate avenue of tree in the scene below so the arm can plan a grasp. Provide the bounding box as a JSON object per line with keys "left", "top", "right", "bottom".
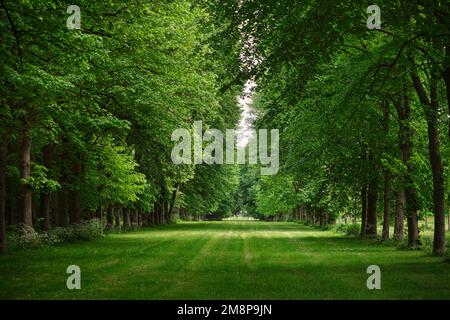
{"left": 0, "top": 0, "right": 243, "bottom": 253}
{"left": 0, "top": 1, "right": 449, "bottom": 257}
{"left": 237, "top": 0, "right": 450, "bottom": 255}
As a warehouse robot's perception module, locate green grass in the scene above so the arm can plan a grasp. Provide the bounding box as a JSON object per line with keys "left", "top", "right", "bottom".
{"left": 0, "top": 221, "right": 449, "bottom": 299}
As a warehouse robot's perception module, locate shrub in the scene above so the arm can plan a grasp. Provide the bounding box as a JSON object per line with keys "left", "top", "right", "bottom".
{"left": 9, "top": 219, "right": 105, "bottom": 249}
{"left": 41, "top": 230, "right": 62, "bottom": 246}
{"left": 49, "top": 219, "right": 104, "bottom": 243}
{"left": 76, "top": 218, "right": 104, "bottom": 240}
{"left": 48, "top": 226, "right": 74, "bottom": 243}
{"left": 9, "top": 224, "right": 43, "bottom": 249}
{"left": 335, "top": 223, "right": 360, "bottom": 237}
{"left": 445, "top": 243, "right": 450, "bottom": 262}
{"left": 345, "top": 224, "right": 360, "bottom": 236}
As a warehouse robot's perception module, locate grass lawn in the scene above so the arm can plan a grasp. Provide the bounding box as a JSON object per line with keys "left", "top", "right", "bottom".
{"left": 0, "top": 221, "right": 449, "bottom": 299}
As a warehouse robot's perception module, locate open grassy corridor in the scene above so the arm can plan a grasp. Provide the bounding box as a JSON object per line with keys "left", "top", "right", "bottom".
{"left": 0, "top": 221, "right": 449, "bottom": 300}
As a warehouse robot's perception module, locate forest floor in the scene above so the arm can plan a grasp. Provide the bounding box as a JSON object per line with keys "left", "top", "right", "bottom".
{"left": 0, "top": 221, "right": 449, "bottom": 299}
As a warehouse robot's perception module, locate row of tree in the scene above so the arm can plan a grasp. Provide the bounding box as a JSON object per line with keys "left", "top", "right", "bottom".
{"left": 0, "top": 0, "right": 244, "bottom": 254}
{"left": 233, "top": 1, "right": 449, "bottom": 255}
{"left": 1, "top": 0, "right": 449, "bottom": 257}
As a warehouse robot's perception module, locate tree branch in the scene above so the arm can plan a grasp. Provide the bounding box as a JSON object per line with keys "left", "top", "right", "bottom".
{"left": 0, "top": 0, "right": 23, "bottom": 65}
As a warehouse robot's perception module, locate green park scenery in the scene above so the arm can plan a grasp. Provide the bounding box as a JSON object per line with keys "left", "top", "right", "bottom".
{"left": 0, "top": 1, "right": 449, "bottom": 300}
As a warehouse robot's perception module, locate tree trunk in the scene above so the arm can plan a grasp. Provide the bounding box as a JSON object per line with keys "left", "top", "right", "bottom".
{"left": 57, "top": 190, "right": 68, "bottom": 227}
{"left": 163, "top": 199, "right": 169, "bottom": 223}
{"left": 360, "top": 185, "right": 368, "bottom": 237}
{"left": 381, "top": 102, "right": 391, "bottom": 241}
{"left": 148, "top": 211, "right": 153, "bottom": 226}
{"left": 154, "top": 203, "right": 159, "bottom": 225}
{"left": 167, "top": 184, "right": 179, "bottom": 222}
{"left": 106, "top": 206, "right": 114, "bottom": 229}
{"left": 0, "top": 135, "right": 8, "bottom": 254}
{"left": 394, "top": 186, "right": 405, "bottom": 241}
{"left": 366, "top": 176, "right": 378, "bottom": 239}
{"left": 428, "top": 74, "right": 446, "bottom": 255}
{"left": 162, "top": 201, "right": 167, "bottom": 224}
{"left": 158, "top": 201, "right": 165, "bottom": 224}
{"left": 51, "top": 188, "right": 59, "bottom": 227}
{"left": 318, "top": 208, "right": 324, "bottom": 227}
{"left": 150, "top": 209, "right": 155, "bottom": 226}
{"left": 40, "top": 194, "right": 50, "bottom": 232}
{"left": 122, "top": 208, "right": 130, "bottom": 228}
{"left": 136, "top": 210, "right": 141, "bottom": 227}
{"left": 19, "top": 127, "right": 32, "bottom": 226}
{"left": 442, "top": 46, "right": 450, "bottom": 141}
{"left": 157, "top": 205, "right": 161, "bottom": 224}
{"left": 382, "top": 170, "right": 392, "bottom": 241}
{"left": 57, "top": 145, "right": 68, "bottom": 227}
{"left": 69, "top": 158, "right": 82, "bottom": 224}
{"left": 115, "top": 207, "right": 121, "bottom": 228}
{"left": 69, "top": 190, "right": 81, "bottom": 224}
{"left": 409, "top": 60, "right": 446, "bottom": 254}
{"left": 129, "top": 209, "right": 135, "bottom": 227}
{"left": 40, "top": 144, "right": 53, "bottom": 232}
{"left": 393, "top": 81, "right": 420, "bottom": 248}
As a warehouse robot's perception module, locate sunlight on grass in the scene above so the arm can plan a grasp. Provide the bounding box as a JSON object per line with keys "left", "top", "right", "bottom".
{"left": 0, "top": 221, "right": 449, "bottom": 299}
